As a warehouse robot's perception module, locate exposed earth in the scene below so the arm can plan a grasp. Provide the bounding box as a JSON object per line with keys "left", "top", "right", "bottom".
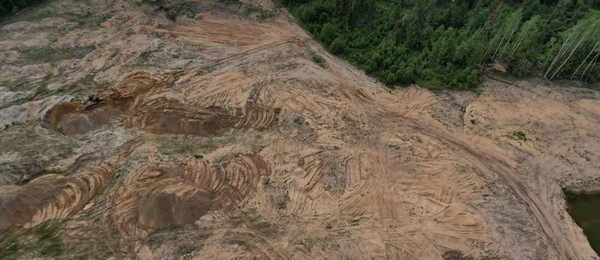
{"left": 1, "top": 0, "right": 600, "bottom": 259}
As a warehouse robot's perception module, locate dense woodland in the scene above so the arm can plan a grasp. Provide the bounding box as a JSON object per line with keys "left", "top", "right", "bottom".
{"left": 280, "top": 0, "right": 600, "bottom": 89}
{"left": 0, "top": 0, "right": 45, "bottom": 17}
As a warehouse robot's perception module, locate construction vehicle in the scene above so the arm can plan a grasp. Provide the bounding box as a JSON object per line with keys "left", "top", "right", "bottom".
{"left": 81, "top": 94, "right": 105, "bottom": 110}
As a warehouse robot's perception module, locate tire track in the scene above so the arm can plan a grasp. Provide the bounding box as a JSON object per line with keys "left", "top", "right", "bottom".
{"left": 50, "top": 70, "right": 281, "bottom": 136}
{"left": 111, "top": 154, "right": 270, "bottom": 236}
{"left": 402, "top": 120, "right": 579, "bottom": 259}
{"left": 0, "top": 164, "right": 113, "bottom": 231}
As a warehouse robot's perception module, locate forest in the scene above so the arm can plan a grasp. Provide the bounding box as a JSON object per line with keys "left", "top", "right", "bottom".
{"left": 0, "top": 0, "right": 46, "bottom": 17}
{"left": 279, "top": 0, "right": 600, "bottom": 90}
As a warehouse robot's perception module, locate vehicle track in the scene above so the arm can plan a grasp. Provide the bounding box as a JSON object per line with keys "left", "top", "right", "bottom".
{"left": 111, "top": 154, "right": 270, "bottom": 236}
{"left": 3, "top": 4, "right": 598, "bottom": 259}
{"left": 0, "top": 164, "right": 113, "bottom": 231}
{"left": 399, "top": 119, "right": 579, "bottom": 259}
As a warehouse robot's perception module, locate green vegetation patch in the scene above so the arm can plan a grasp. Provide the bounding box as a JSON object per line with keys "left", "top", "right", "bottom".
{"left": 69, "top": 11, "right": 111, "bottom": 27}
{"left": 144, "top": 224, "right": 210, "bottom": 258}
{"left": 0, "top": 123, "right": 77, "bottom": 182}
{"left": 16, "top": 45, "right": 95, "bottom": 65}
{"left": 310, "top": 51, "right": 327, "bottom": 68}
{"left": 279, "top": 0, "right": 600, "bottom": 90}
{"left": 0, "top": 220, "right": 65, "bottom": 259}
{"left": 511, "top": 130, "right": 528, "bottom": 141}
{"left": 2, "top": 0, "right": 107, "bottom": 25}
{"left": 0, "top": 219, "right": 113, "bottom": 259}
{"left": 137, "top": 0, "right": 204, "bottom": 20}
{"left": 230, "top": 207, "right": 280, "bottom": 237}
{"left": 152, "top": 135, "right": 221, "bottom": 160}
{"left": 243, "top": 5, "right": 281, "bottom": 22}
{"left": 0, "top": 0, "right": 47, "bottom": 18}
{"left": 67, "top": 73, "right": 112, "bottom": 97}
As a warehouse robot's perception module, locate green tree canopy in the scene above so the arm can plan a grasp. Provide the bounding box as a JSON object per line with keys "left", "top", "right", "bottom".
{"left": 280, "top": 0, "right": 600, "bottom": 89}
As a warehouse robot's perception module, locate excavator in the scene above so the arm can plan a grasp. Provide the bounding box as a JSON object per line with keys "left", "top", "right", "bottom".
{"left": 81, "top": 94, "right": 105, "bottom": 110}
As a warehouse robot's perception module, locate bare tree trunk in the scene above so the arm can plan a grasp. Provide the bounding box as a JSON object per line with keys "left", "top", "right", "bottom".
{"left": 550, "top": 32, "right": 589, "bottom": 80}
{"left": 571, "top": 41, "right": 599, "bottom": 79}
{"left": 510, "top": 29, "right": 527, "bottom": 57}
{"left": 498, "top": 21, "right": 520, "bottom": 61}
{"left": 478, "top": 23, "right": 494, "bottom": 65}
{"left": 581, "top": 51, "right": 600, "bottom": 81}
{"left": 492, "top": 31, "right": 508, "bottom": 61}
{"left": 544, "top": 30, "right": 576, "bottom": 79}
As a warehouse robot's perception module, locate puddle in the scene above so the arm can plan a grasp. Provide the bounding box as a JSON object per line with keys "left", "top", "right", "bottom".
{"left": 566, "top": 193, "right": 600, "bottom": 255}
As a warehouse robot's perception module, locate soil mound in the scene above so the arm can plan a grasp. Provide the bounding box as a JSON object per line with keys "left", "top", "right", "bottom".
{"left": 0, "top": 165, "right": 113, "bottom": 231}
{"left": 112, "top": 155, "right": 270, "bottom": 235}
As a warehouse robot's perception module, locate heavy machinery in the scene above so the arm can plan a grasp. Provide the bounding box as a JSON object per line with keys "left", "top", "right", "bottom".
{"left": 81, "top": 95, "right": 105, "bottom": 110}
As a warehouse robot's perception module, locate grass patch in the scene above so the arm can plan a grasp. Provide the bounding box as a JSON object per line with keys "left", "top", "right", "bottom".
{"left": 167, "top": 2, "right": 198, "bottom": 19}
{"left": 70, "top": 11, "right": 110, "bottom": 27}
{"left": 0, "top": 123, "right": 77, "bottom": 182}
{"left": 275, "top": 198, "right": 288, "bottom": 210}
{"left": 264, "top": 177, "right": 289, "bottom": 211}
{"left": 16, "top": 46, "right": 95, "bottom": 65}
{"left": 232, "top": 207, "right": 279, "bottom": 237}
{"left": 293, "top": 116, "right": 305, "bottom": 125}
{"left": 242, "top": 5, "right": 280, "bottom": 22}
{"left": 153, "top": 135, "right": 221, "bottom": 160}
{"left": 263, "top": 177, "right": 271, "bottom": 187}
{"left": 511, "top": 131, "right": 528, "bottom": 141}
{"left": 310, "top": 52, "right": 327, "bottom": 68}
{"left": 243, "top": 4, "right": 262, "bottom": 15}
{"left": 177, "top": 243, "right": 197, "bottom": 259}
{"left": 0, "top": 236, "right": 20, "bottom": 259}
{"left": 144, "top": 224, "right": 210, "bottom": 255}
{"left": 138, "top": 50, "right": 156, "bottom": 64}
{"left": 23, "top": 7, "right": 54, "bottom": 22}
{"left": 0, "top": 220, "right": 65, "bottom": 258}
{"left": 68, "top": 73, "right": 112, "bottom": 96}
{"left": 18, "top": 72, "right": 110, "bottom": 103}
{"left": 295, "top": 237, "right": 316, "bottom": 252}
{"left": 258, "top": 10, "right": 279, "bottom": 21}
{"left": 137, "top": 0, "right": 201, "bottom": 21}
{"left": 0, "top": 219, "right": 114, "bottom": 259}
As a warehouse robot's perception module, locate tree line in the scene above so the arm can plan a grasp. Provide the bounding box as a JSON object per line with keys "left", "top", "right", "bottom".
{"left": 0, "top": 0, "right": 46, "bottom": 18}
{"left": 279, "top": 0, "right": 600, "bottom": 90}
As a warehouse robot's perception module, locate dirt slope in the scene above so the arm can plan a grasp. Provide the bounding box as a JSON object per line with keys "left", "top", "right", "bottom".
{"left": 1, "top": 0, "right": 599, "bottom": 259}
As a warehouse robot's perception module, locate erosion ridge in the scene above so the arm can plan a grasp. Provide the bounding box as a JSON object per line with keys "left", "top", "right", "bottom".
{"left": 0, "top": 0, "right": 599, "bottom": 259}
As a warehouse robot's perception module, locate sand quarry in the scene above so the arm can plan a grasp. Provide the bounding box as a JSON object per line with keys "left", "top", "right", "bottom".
{"left": 0, "top": 0, "right": 599, "bottom": 259}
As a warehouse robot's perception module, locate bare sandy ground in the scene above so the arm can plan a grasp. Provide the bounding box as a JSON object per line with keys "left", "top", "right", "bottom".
{"left": 0, "top": 0, "right": 599, "bottom": 259}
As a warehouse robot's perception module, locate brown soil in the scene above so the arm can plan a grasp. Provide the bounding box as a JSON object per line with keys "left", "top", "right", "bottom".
{"left": 112, "top": 155, "right": 270, "bottom": 236}
{"left": 0, "top": 1, "right": 599, "bottom": 259}
{"left": 0, "top": 164, "right": 113, "bottom": 230}
{"left": 47, "top": 70, "right": 280, "bottom": 136}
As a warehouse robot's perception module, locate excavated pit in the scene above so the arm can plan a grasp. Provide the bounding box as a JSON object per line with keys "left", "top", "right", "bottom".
{"left": 47, "top": 71, "right": 280, "bottom": 137}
